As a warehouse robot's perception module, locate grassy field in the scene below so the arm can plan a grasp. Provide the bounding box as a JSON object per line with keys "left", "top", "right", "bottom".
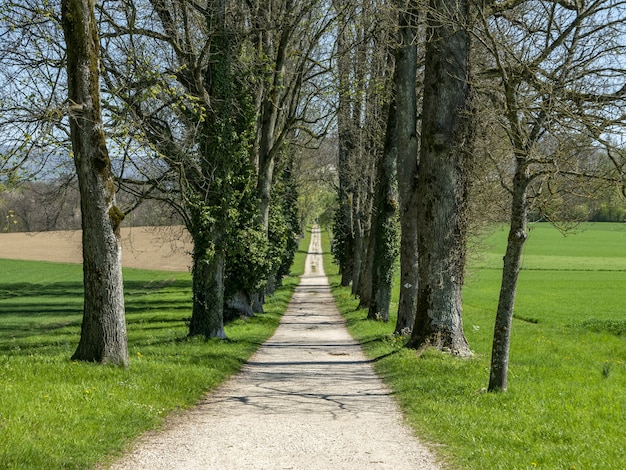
{"left": 325, "top": 223, "right": 626, "bottom": 470}
{"left": 0, "top": 230, "right": 310, "bottom": 469}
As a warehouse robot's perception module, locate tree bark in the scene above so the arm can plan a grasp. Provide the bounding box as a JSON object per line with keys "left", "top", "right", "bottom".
{"left": 188, "top": 229, "right": 226, "bottom": 339}
{"left": 335, "top": 21, "right": 356, "bottom": 288}
{"left": 352, "top": 194, "right": 365, "bottom": 298}
{"left": 394, "top": 0, "right": 420, "bottom": 334}
{"left": 406, "top": 0, "right": 472, "bottom": 356}
{"left": 488, "top": 165, "right": 529, "bottom": 391}
{"left": 368, "top": 92, "right": 399, "bottom": 322}
{"left": 62, "top": 0, "right": 128, "bottom": 366}
{"left": 356, "top": 224, "right": 374, "bottom": 308}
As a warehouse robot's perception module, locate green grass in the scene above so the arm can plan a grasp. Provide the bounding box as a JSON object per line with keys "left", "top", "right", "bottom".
{"left": 0, "top": 229, "right": 310, "bottom": 470}
{"left": 324, "top": 223, "right": 626, "bottom": 470}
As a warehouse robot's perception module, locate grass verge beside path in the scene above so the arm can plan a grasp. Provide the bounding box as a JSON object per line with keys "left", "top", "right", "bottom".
{"left": 322, "top": 224, "right": 626, "bottom": 470}
{"left": 0, "top": 229, "right": 311, "bottom": 470}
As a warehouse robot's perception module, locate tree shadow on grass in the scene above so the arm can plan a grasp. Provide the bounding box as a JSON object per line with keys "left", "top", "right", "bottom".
{"left": 0, "top": 274, "right": 288, "bottom": 365}
{"left": 0, "top": 278, "right": 194, "bottom": 355}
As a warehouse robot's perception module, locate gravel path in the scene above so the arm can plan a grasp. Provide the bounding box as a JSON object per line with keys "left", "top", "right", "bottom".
{"left": 107, "top": 227, "right": 441, "bottom": 469}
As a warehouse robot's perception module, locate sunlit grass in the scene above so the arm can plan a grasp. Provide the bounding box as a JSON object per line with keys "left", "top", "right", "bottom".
{"left": 325, "top": 223, "right": 626, "bottom": 470}
{"left": 0, "top": 229, "right": 310, "bottom": 469}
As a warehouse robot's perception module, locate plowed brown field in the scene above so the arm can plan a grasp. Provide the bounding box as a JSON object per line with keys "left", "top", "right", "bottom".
{"left": 0, "top": 226, "right": 192, "bottom": 272}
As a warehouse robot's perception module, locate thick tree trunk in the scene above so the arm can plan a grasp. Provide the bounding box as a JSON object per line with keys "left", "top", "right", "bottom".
{"left": 62, "top": 0, "right": 128, "bottom": 366}
{"left": 226, "top": 290, "right": 254, "bottom": 320}
{"left": 406, "top": 0, "right": 472, "bottom": 356}
{"left": 488, "top": 165, "right": 529, "bottom": 391}
{"left": 394, "top": 0, "right": 420, "bottom": 334}
{"left": 368, "top": 94, "right": 399, "bottom": 322}
{"left": 189, "top": 232, "right": 226, "bottom": 339}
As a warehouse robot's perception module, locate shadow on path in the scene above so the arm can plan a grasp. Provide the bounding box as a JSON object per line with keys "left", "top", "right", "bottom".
{"left": 109, "top": 226, "right": 440, "bottom": 470}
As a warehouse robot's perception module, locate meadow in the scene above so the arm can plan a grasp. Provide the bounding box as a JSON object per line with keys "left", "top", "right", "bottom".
{"left": 1, "top": 223, "right": 624, "bottom": 469}
{"left": 326, "top": 222, "right": 626, "bottom": 470}
{"left": 0, "top": 230, "right": 310, "bottom": 469}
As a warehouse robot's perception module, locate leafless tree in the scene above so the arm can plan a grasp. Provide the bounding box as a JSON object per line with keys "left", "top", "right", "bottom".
{"left": 474, "top": 0, "right": 626, "bottom": 391}
{"left": 332, "top": 0, "right": 396, "bottom": 306}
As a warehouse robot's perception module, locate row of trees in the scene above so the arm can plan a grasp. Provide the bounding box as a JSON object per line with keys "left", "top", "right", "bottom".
{"left": 0, "top": 0, "right": 335, "bottom": 366}
{"left": 0, "top": 0, "right": 624, "bottom": 391}
{"left": 331, "top": 0, "right": 625, "bottom": 391}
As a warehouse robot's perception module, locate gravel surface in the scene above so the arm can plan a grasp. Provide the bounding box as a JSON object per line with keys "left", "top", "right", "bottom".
{"left": 107, "top": 227, "right": 442, "bottom": 469}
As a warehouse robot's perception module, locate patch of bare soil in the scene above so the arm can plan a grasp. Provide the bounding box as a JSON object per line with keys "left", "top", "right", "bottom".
{"left": 0, "top": 226, "right": 192, "bottom": 272}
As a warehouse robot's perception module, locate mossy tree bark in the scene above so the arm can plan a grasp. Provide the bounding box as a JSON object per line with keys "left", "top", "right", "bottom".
{"left": 406, "top": 0, "right": 472, "bottom": 356}
{"left": 61, "top": 0, "right": 128, "bottom": 366}
{"left": 184, "top": 4, "right": 239, "bottom": 339}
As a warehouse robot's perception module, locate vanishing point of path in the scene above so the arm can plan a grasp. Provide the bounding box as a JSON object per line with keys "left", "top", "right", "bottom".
{"left": 109, "top": 227, "right": 441, "bottom": 469}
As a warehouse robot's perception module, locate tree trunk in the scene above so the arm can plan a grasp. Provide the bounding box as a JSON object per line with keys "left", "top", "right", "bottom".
{"left": 355, "top": 162, "right": 377, "bottom": 306}
{"left": 368, "top": 93, "right": 399, "bottom": 322}
{"left": 338, "top": 189, "right": 356, "bottom": 288}
{"left": 394, "top": 0, "right": 420, "bottom": 334}
{"left": 488, "top": 164, "right": 530, "bottom": 391}
{"left": 351, "top": 195, "right": 364, "bottom": 297}
{"left": 254, "top": 0, "right": 291, "bottom": 234}
{"left": 257, "top": 157, "right": 275, "bottom": 233}
{"left": 226, "top": 290, "right": 254, "bottom": 320}
{"left": 406, "top": 0, "right": 472, "bottom": 356}
{"left": 62, "top": 0, "right": 128, "bottom": 366}
{"left": 356, "top": 227, "right": 375, "bottom": 309}
{"left": 335, "top": 12, "right": 356, "bottom": 287}
{"left": 189, "top": 231, "right": 226, "bottom": 339}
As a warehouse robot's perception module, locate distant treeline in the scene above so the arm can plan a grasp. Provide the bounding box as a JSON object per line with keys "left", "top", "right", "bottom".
{"left": 2, "top": 178, "right": 623, "bottom": 234}
{"left": 1, "top": 179, "right": 180, "bottom": 233}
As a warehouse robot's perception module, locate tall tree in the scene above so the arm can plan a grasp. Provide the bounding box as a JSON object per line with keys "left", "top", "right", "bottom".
{"left": 393, "top": 0, "right": 420, "bottom": 333}
{"left": 405, "top": 0, "right": 473, "bottom": 356}
{"left": 367, "top": 77, "right": 399, "bottom": 322}
{"left": 354, "top": 20, "right": 395, "bottom": 309}
{"left": 61, "top": 0, "right": 128, "bottom": 365}
{"left": 99, "top": 0, "right": 257, "bottom": 338}
{"left": 243, "top": 0, "right": 335, "bottom": 309}
{"left": 332, "top": 0, "right": 395, "bottom": 300}
{"left": 333, "top": 4, "right": 358, "bottom": 287}
{"left": 477, "top": 0, "right": 626, "bottom": 391}
{"left": 99, "top": 0, "right": 330, "bottom": 328}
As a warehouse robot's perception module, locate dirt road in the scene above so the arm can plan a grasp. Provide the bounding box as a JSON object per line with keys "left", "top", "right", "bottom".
{"left": 107, "top": 227, "right": 441, "bottom": 469}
